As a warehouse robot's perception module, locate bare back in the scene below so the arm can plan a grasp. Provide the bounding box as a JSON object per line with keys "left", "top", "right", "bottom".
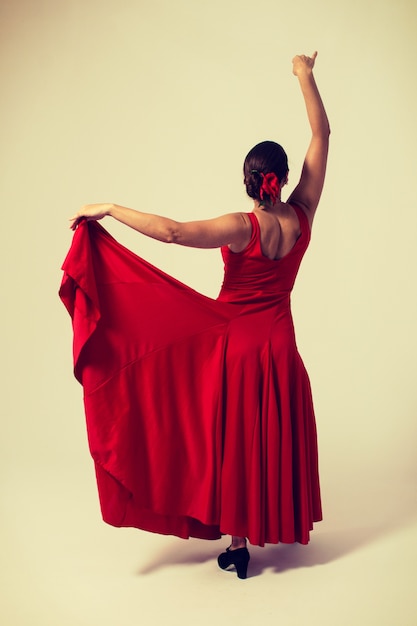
{"left": 229, "top": 203, "right": 303, "bottom": 260}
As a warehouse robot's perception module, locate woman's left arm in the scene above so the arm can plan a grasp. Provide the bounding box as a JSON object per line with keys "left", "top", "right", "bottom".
{"left": 69, "top": 203, "right": 251, "bottom": 249}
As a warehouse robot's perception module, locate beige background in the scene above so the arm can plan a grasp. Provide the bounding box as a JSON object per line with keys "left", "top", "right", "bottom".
{"left": 1, "top": 1, "right": 416, "bottom": 624}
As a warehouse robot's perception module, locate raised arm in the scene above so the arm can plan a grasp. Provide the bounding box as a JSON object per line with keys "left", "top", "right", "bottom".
{"left": 69, "top": 203, "right": 252, "bottom": 249}
{"left": 288, "top": 52, "right": 330, "bottom": 225}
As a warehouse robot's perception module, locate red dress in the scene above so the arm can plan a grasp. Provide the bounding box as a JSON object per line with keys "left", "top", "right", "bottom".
{"left": 59, "top": 204, "right": 322, "bottom": 547}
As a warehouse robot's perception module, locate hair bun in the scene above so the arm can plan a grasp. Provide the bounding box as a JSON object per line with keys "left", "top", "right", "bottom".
{"left": 245, "top": 170, "right": 263, "bottom": 198}
{"left": 243, "top": 141, "right": 289, "bottom": 202}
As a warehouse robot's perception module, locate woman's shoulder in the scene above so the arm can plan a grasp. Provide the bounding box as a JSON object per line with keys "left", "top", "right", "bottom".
{"left": 286, "top": 201, "right": 313, "bottom": 231}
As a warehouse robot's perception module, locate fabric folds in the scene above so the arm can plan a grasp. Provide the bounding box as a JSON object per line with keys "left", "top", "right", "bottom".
{"left": 59, "top": 206, "right": 322, "bottom": 546}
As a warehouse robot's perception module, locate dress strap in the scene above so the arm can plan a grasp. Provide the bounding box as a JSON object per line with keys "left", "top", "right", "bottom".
{"left": 290, "top": 203, "right": 311, "bottom": 235}
{"left": 245, "top": 212, "right": 261, "bottom": 251}
{"left": 247, "top": 211, "right": 260, "bottom": 235}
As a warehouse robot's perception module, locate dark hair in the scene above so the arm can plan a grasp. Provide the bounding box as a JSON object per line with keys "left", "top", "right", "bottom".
{"left": 243, "top": 141, "right": 289, "bottom": 202}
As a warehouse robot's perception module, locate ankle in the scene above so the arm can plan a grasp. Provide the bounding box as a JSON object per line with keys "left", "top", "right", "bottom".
{"left": 231, "top": 537, "right": 247, "bottom": 550}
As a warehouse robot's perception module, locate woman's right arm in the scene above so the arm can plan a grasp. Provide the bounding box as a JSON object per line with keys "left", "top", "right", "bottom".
{"left": 287, "top": 52, "right": 330, "bottom": 225}
{"left": 69, "top": 202, "right": 252, "bottom": 249}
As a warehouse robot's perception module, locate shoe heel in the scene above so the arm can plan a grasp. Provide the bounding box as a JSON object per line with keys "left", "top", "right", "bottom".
{"left": 235, "top": 559, "right": 249, "bottom": 579}
{"left": 234, "top": 550, "right": 250, "bottom": 579}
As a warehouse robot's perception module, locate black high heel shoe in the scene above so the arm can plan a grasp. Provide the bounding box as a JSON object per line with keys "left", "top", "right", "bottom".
{"left": 217, "top": 546, "right": 250, "bottom": 579}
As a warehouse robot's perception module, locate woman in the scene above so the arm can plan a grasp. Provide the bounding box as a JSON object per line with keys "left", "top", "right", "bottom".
{"left": 65, "top": 51, "right": 330, "bottom": 579}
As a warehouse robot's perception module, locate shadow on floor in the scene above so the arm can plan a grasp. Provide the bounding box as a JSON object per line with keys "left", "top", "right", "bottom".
{"left": 136, "top": 480, "right": 417, "bottom": 578}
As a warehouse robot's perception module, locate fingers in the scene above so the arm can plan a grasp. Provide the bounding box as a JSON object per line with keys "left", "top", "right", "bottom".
{"left": 293, "top": 51, "right": 318, "bottom": 63}
{"left": 292, "top": 51, "right": 318, "bottom": 76}
{"left": 69, "top": 213, "right": 84, "bottom": 230}
{"left": 302, "top": 52, "right": 317, "bottom": 64}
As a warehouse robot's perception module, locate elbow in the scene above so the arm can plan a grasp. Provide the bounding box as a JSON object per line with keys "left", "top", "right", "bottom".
{"left": 314, "top": 119, "right": 331, "bottom": 139}
{"left": 163, "top": 224, "right": 181, "bottom": 244}
{"left": 320, "top": 125, "right": 331, "bottom": 139}
{"left": 313, "top": 126, "right": 330, "bottom": 142}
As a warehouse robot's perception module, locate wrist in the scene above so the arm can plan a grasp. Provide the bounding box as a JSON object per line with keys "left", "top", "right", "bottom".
{"left": 296, "top": 69, "right": 314, "bottom": 82}
{"left": 107, "top": 203, "right": 118, "bottom": 217}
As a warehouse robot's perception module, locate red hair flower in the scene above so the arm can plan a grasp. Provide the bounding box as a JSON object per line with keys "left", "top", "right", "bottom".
{"left": 260, "top": 172, "right": 280, "bottom": 205}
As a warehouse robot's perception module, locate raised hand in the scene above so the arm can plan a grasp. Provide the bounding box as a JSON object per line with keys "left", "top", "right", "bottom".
{"left": 292, "top": 51, "right": 318, "bottom": 77}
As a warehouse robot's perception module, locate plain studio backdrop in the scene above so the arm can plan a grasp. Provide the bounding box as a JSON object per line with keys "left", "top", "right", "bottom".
{"left": 1, "top": 1, "right": 416, "bottom": 625}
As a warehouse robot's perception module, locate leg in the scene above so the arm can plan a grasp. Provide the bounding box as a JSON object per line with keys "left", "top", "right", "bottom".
{"left": 231, "top": 535, "right": 247, "bottom": 550}
{"left": 218, "top": 537, "right": 250, "bottom": 579}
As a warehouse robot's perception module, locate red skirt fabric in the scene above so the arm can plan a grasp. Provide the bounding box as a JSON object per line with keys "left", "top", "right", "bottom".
{"left": 59, "top": 207, "right": 322, "bottom": 546}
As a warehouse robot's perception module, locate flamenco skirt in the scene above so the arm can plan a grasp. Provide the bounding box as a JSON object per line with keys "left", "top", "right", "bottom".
{"left": 59, "top": 221, "right": 322, "bottom": 547}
